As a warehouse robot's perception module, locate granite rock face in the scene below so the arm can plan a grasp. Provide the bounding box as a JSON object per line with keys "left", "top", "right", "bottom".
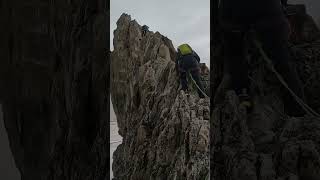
{"left": 211, "top": 4, "right": 320, "bottom": 180}
{"left": 0, "top": 1, "right": 109, "bottom": 180}
{"left": 111, "top": 14, "right": 210, "bottom": 179}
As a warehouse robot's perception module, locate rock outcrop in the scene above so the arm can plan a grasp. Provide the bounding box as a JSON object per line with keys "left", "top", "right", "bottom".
{"left": 111, "top": 14, "right": 210, "bottom": 179}
{"left": 0, "top": 1, "right": 109, "bottom": 179}
{"left": 211, "top": 4, "right": 320, "bottom": 180}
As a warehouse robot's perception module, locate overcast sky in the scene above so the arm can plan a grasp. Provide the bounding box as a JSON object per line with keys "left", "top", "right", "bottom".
{"left": 289, "top": 0, "right": 320, "bottom": 24}
{"left": 110, "top": 0, "right": 210, "bottom": 66}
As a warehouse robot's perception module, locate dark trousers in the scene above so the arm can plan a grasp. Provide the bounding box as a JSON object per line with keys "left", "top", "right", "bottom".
{"left": 180, "top": 69, "right": 205, "bottom": 98}
{"left": 222, "top": 15, "right": 305, "bottom": 115}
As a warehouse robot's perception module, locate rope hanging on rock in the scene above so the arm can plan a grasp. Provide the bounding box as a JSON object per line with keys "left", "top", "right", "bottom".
{"left": 188, "top": 72, "right": 209, "bottom": 98}
{"left": 253, "top": 39, "right": 320, "bottom": 117}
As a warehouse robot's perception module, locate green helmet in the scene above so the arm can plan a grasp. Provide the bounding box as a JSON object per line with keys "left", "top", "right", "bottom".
{"left": 178, "top": 44, "right": 193, "bottom": 55}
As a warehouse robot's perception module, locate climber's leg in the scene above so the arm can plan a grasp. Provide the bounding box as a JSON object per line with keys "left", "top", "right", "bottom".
{"left": 256, "top": 15, "right": 305, "bottom": 116}
{"left": 180, "top": 71, "right": 188, "bottom": 92}
{"left": 222, "top": 29, "right": 249, "bottom": 96}
{"left": 190, "top": 69, "right": 205, "bottom": 98}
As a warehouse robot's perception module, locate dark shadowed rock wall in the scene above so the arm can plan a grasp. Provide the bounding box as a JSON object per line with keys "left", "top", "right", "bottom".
{"left": 0, "top": 1, "right": 109, "bottom": 179}
{"left": 211, "top": 4, "right": 320, "bottom": 180}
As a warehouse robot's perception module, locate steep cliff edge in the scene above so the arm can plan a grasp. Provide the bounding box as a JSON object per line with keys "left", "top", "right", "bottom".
{"left": 111, "top": 14, "right": 210, "bottom": 179}
{"left": 211, "top": 4, "right": 320, "bottom": 180}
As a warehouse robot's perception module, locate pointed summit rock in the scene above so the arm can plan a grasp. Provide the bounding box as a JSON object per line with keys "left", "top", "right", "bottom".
{"left": 111, "top": 14, "right": 210, "bottom": 179}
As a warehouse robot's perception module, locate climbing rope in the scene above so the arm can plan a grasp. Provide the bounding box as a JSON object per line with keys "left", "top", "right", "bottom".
{"left": 253, "top": 39, "right": 320, "bottom": 117}
{"left": 188, "top": 71, "right": 209, "bottom": 98}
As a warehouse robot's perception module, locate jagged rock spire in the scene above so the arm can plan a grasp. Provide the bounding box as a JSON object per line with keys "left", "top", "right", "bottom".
{"left": 111, "top": 14, "right": 210, "bottom": 179}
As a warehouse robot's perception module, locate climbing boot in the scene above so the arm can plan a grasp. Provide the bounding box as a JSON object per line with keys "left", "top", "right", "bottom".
{"left": 199, "top": 92, "right": 205, "bottom": 99}
{"left": 180, "top": 88, "right": 189, "bottom": 95}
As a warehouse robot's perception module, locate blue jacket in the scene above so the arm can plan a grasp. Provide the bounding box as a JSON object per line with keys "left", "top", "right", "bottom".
{"left": 176, "top": 51, "right": 200, "bottom": 72}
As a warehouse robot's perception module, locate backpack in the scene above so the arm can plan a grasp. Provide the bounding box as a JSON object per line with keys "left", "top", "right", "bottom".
{"left": 178, "top": 44, "right": 193, "bottom": 55}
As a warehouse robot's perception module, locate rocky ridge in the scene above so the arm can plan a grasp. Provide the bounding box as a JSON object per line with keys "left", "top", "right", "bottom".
{"left": 111, "top": 14, "right": 210, "bottom": 179}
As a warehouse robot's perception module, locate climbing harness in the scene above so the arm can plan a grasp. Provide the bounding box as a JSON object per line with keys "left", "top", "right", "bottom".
{"left": 253, "top": 39, "right": 320, "bottom": 117}
{"left": 187, "top": 71, "right": 209, "bottom": 98}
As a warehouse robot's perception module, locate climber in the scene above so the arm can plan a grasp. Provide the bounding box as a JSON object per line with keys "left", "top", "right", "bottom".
{"left": 218, "top": 0, "right": 305, "bottom": 116}
{"left": 142, "top": 25, "right": 149, "bottom": 36}
{"left": 176, "top": 43, "right": 205, "bottom": 98}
